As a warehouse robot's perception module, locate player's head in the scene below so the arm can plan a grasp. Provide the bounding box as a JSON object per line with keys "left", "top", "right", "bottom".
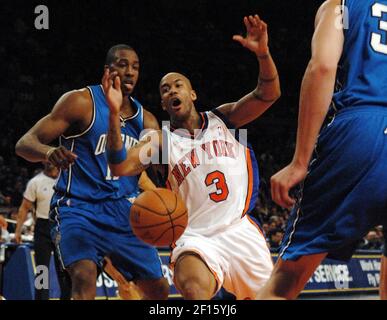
{"left": 159, "top": 72, "right": 197, "bottom": 121}
{"left": 104, "top": 44, "right": 139, "bottom": 96}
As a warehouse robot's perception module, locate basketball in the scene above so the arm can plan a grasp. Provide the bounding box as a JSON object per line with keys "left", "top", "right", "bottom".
{"left": 130, "top": 188, "right": 188, "bottom": 246}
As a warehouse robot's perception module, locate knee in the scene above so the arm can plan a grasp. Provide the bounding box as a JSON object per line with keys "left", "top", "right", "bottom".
{"left": 71, "top": 268, "right": 95, "bottom": 287}
{"left": 179, "top": 278, "right": 212, "bottom": 300}
{"left": 69, "top": 263, "right": 96, "bottom": 298}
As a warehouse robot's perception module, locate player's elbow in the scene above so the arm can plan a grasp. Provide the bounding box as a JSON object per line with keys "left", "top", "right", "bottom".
{"left": 15, "top": 136, "right": 27, "bottom": 158}
{"left": 308, "top": 59, "right": 337, "bottom": 76}
{"left": 272, "top": 86, "right": 281, "bottom": 102}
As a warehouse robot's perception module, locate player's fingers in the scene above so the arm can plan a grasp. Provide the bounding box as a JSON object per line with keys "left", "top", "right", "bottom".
{"left": 113, "top": 75, "right": 121, "bottom": 90}
{"left": 232, "top": 35, "right": 246, "bottom": 47}
{"left": 250, "top": 15, "right": 259, "bottom": 28}
{"left": 63, "top": 149, "right": 78, "bottom": 163}
{"left": 243, "top": 16, "right": 251, "bottom": 32}
{"left": 54, "top": 148, "right": 70, "bottom": 169}
{"left": 49, "top": 151, "right": 64, "bottom": 168}
{"left": 51, "top": 147, "right": 76, "bottom": 169}
{"left": 279, "top": 183, "right": 295, "bottom": 209}
{"left": 109, "top": 71, "right": 118, "bottom": 81}
{"left": 102, "top": 68, "right": 110, "bottom": 89}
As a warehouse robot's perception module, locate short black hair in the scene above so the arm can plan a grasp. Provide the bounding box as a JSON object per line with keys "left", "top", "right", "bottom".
{"left": 105, "top": 44, "right": 136, "bottom": 65}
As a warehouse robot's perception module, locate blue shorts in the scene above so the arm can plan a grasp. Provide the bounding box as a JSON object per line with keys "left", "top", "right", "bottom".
{"left": 280, "top": 107, "right": 387, "bottom": 261}
{"left": 50, "top": 194, "right": 163, "bottom": 281}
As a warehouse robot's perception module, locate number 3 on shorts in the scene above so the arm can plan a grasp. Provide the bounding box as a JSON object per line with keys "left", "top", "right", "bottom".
{"left": 205, "top": 170, "right": 229, "bottom": 202}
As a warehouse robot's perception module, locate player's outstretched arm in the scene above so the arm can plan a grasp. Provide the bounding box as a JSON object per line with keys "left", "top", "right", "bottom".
{"left": 271, "top": 0, "right": 343, "bottom": 209}
{"left": 216, "top": 14, "right": 281, "bottom": 128}
{"left": 15, "top": 91, "right": 86, "bottom": 169}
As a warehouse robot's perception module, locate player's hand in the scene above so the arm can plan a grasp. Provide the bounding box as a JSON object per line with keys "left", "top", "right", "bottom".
{"left": 270, "top": 162, "right": 308, "bottom": 209}
{"left": 102, "top": 68, "right": 122, "bottom": 115}
{"left": 46, "top": 146, "right": 78, "bottom": 170}
{"left": 233, "top": 15, "right": 269, "bottom": 56}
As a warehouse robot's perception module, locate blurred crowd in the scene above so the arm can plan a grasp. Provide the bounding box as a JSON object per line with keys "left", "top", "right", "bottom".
{"left": 0, "top": 0, "right": 384, "bottom": 252}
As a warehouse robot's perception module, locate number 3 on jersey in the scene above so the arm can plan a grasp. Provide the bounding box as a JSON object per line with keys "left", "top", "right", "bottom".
{"left": 205, "top": 170, "right": 229, "bottom": 202}
{"left": 371, "top": 3, "right": 387, "bottom": 54}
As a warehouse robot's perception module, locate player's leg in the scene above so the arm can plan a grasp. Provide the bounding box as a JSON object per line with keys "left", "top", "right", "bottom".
{"left": 103, "top": 256, "right": 143, "bottom": 300}
{"left": 107, "top": 239, "right": 169, "bottom": 300}
{"left": 108, "top": 248, "right": 169, "bottom": 300}
{"left": 135, "top": 278, "right": 170, "bottom": 300}
{"left": 103, "top": 254, "right": 164, "bottom": 300}
{"left": 174, "top": 252, "right": 217, "bottom": 300}
{"left": 52, "top": 244, "right": 72, "bottom": 300}
{"left": 222, "top": 216, "right": 273, "bottom": 299}
{"left": 50, "top": 205, "right": 106, "bottom": 300}
{"left": 256, "top": 253, "right": 326, "bottom": 299}
{"left": 67, "top": 259, "right": 98, "bottom": 300}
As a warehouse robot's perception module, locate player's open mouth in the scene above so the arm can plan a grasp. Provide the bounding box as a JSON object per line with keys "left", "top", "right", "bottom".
{"left": 171, "top": 98, "right": 182, "bottom": 109}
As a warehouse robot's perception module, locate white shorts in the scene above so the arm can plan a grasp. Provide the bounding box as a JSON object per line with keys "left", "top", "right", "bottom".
{"left": 170, "top": 215, "right": 273, "bottom": 300}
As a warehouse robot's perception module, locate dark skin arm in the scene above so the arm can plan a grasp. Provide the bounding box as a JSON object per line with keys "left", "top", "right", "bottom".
{"left": 216, "top": 15, "right": 281, "bottom": 128}
{"left": 15, "top": 89, "right": 92, "bottom": 169}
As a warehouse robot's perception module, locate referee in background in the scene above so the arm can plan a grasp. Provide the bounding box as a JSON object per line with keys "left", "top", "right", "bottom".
{"left": 15, "top": 162, "right": 71, "bottom": 300}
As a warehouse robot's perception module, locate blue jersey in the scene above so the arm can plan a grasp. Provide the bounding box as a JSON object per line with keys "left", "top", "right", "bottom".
{"left": 333, "top": 0, "right": 387, "bottom": 110}
{"left": 55, "top": 85, "right": 144, "bottom": 202}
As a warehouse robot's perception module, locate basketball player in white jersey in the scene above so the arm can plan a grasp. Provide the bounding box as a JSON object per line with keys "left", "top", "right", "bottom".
{"left": 104, "top": 15, "right": 280, "bottom": 299}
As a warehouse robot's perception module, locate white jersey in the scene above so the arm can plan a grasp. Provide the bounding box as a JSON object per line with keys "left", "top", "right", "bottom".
{"left": 23, "top": 172, "right": 56, "bottom": 220}
{"left": 164, "top": 110, "right": 259, "bottom": 235}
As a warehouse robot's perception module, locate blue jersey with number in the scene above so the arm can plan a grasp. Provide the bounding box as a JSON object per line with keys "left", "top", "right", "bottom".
{"left": 333, "top": 0, "right": 387, "bottom": 110}
{"left": 54, "top": 85, "right": 143, "bottom": 201}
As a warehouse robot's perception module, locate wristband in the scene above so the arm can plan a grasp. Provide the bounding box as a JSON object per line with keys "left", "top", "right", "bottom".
{"left": 45, "top": 147, "right": 56, "bottom": 161}
{"left": 107, "top": 145, "right": 127, "bottom": 164}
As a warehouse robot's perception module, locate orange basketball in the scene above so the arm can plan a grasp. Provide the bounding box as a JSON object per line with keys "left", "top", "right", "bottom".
{"left": 130, "top": 188, "right": 188, "bottom": 246}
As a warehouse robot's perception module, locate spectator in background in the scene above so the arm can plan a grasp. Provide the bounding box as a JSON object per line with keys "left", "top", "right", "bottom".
{"left": 15, "top": 162, "right": 71, "bottom": 300}
{"left": 268, "top": 228, "right": 284, "bottom": 252}
{"left": 358, "top": 230, "right": 384, "bottom": 251}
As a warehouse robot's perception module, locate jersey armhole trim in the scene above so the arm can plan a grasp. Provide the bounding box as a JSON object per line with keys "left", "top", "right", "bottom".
{"left": 210, "top": 108, "right": 236, "bottom": 130}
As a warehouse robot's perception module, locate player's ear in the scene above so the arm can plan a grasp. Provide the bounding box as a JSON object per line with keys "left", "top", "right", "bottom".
{"left": 191, "top": 90, "right": 197, "bottom": 101}
{"left": 161, "top": 100, "right": 167, "bottom": 111}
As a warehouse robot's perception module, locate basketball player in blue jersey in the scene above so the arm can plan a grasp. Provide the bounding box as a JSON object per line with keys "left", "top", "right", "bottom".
{"left": 104, "top": 15, "right": 281, "bottom": 300}
{"left": 256, "top": 0, "right": 387, "bottom": 299}
{"left": 15, "top": 44, "right": 169, "bottom": 300}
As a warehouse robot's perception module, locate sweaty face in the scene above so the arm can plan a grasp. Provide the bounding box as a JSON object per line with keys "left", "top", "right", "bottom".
{"left": 109, "top": 49, "right": 140, "bottom": 96}
{"left": 159, "top": 73, "right": 197, "bottom": 120}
